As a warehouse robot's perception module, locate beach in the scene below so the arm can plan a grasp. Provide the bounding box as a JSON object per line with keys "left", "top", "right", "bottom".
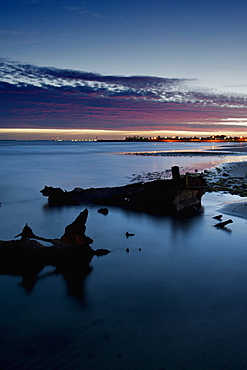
{"left": 129, "top": 142, "right": 247, "bottom": 219}
{"left": 1, "top": 140, "right": 247, "bottom": 370}
{"left": 199, "top": 144, "right": 247, "bottom": 218}
{"left": 203, "top": 159, "right": 247, "bottom": 218}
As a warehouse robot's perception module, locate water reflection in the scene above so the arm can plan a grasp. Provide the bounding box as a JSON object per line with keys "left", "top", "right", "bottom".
{"left": 118, "top": 205, "right": 205, "bottom": 232}
{"left": 0, "top": 203, "right": 207, "bottom": 304}
{"left": 0, "top": 246, "right": 94, "bottom": 303}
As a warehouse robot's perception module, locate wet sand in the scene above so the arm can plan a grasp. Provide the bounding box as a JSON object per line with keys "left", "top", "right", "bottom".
{"left": 179, "top": 144, "right": 247, "bottom": 219}
{"left": 220, "top": 199, "right": 247, "bottom": 219}
{"left": 204, "top": 160, "right": 247, "bottom": 218}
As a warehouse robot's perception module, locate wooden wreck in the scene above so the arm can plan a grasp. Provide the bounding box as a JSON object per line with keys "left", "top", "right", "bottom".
{"left": 0, "top": 209, "right": 110, "bottom": 293}
{"left": 40, "top": 166, "right": 206, "bottom": 216}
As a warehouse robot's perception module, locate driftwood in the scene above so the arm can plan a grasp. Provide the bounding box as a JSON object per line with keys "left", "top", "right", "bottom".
{"left": 213, "top": 214, "right": 223, "bottom": 220}
{"left": 0, "top": 209, "right": 110, "bottom": 295}
{"left": 41, "top": 167, "right": 206, "bottom": 216}
{"left": 214, "top": 219, "right": 233, "bottom": 228}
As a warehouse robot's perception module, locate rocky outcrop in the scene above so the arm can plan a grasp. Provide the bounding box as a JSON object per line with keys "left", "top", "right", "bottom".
{"left": 41, "top": 167, "right": 206, "bottom": 216}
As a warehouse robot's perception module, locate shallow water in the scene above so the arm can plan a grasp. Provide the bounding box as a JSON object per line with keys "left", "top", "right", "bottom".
{"left": 1, "top": 141, "right": 247, "bottom": 369}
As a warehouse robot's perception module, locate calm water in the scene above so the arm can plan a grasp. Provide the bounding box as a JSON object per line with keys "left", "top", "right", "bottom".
{"left": 1, "top": 140, "right": 247, "bottom": 369}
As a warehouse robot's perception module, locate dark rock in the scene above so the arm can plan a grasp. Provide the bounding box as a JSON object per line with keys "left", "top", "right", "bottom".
{"left": 213, "top": 215, "right": 222, "bottom": 220}
{"left": 126, "top": 232, "right": 135, "bottom": 237}
{"left": 93, "top": 249, "right": 111, "bottom": 256}
{"left": 98, "top": 207, "right": 109, "bottom": 215}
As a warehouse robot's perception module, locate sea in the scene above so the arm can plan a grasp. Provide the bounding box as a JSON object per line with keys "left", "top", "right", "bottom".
{"left": 1, "top": 140, "right": 247, "bottom": 369}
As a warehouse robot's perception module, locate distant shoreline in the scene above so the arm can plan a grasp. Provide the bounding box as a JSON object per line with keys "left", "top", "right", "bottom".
{"left": 1, "top": 139, "right": 247, "bottom": 144}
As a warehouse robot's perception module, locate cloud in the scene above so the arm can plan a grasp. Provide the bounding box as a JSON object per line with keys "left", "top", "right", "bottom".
{"left": 63, "top": 5, "right": 105, "bottom": 18}
{"left": 0, "top": 59, "right": 247, "bottom": 132}
{"left": 63, "top": 5, "right": 88, "bottom": 15}
{"left": 0, "top": 27, "right": 51, "bottom": 45}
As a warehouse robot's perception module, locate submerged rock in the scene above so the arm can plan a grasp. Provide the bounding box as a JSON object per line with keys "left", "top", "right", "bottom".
{"left": 98, "top": 207, "right": 109, "bottom": 215}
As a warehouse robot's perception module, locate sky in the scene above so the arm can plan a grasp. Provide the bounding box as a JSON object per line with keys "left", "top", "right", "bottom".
{"left": 1, "top": 0, "right": 247, "bottom": 140}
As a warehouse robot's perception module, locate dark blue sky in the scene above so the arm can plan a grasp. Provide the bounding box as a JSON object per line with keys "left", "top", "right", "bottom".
{"left": 1, "top": 0, "right": 247, "bottom": 138}
{"left": 1, "top": 0, "right": 247, "bottom": 92}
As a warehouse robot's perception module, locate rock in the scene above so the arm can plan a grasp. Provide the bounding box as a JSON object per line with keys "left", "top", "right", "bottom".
{"left": 126, "top": 232, "right": 135, "bottom": 237}
{"left": 73, "top": 187, "right": 84, "bottom": 192}
{"left": 93, "top": 249, "right": 111, "bottom": 256}
{"left": 98, "top": 207, "right": 109, "bottom": 215}
{"left": 213, "top": 215, "right": 223, "bottom": 220}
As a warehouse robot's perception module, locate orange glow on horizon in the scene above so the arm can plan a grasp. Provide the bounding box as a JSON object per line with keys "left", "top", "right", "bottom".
{"left": 1, "top": 128, "right": 247, "bottom": 141}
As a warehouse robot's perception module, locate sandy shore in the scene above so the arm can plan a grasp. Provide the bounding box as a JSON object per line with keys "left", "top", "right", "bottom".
{"left": 219, "top": 199, "right": 247, "bottom": 219}
{"left": 201, "top": 159, "right": 247, "bottom": 218}
{"left": 134, "top": 146, "right": 247, "bottom": 218}
{"left": 128, "top": 145, "right": 247, "bottom": 218}
{"left": 206, "top": 159, "right": 247, "bottom": 218}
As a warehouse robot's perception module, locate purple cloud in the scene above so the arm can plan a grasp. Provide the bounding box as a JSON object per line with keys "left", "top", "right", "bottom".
{"left": 1, "top": 59, "right": 247, "bottom": 133}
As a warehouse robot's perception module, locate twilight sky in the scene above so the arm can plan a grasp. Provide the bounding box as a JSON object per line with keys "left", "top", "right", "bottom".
{"left": 1, "top": 0, "right": 247, "bottom": 139}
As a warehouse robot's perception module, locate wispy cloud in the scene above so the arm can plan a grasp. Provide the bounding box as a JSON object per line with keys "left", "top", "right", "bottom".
{"left": 0, "top": 27, "right": 53, "bottom": 45}
{"left": 0, "top": 59, "right": 247, "bottom": 133}
{"left": 63, "top": 5, "right": 106, "bottom": 18}
{"left": 63, "top": 5, "right": 88, "bottom": 15}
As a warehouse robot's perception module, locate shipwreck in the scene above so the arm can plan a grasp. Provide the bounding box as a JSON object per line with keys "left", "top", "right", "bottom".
{"left": 41, "top": 166, "right": 206, "bottom": 216}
